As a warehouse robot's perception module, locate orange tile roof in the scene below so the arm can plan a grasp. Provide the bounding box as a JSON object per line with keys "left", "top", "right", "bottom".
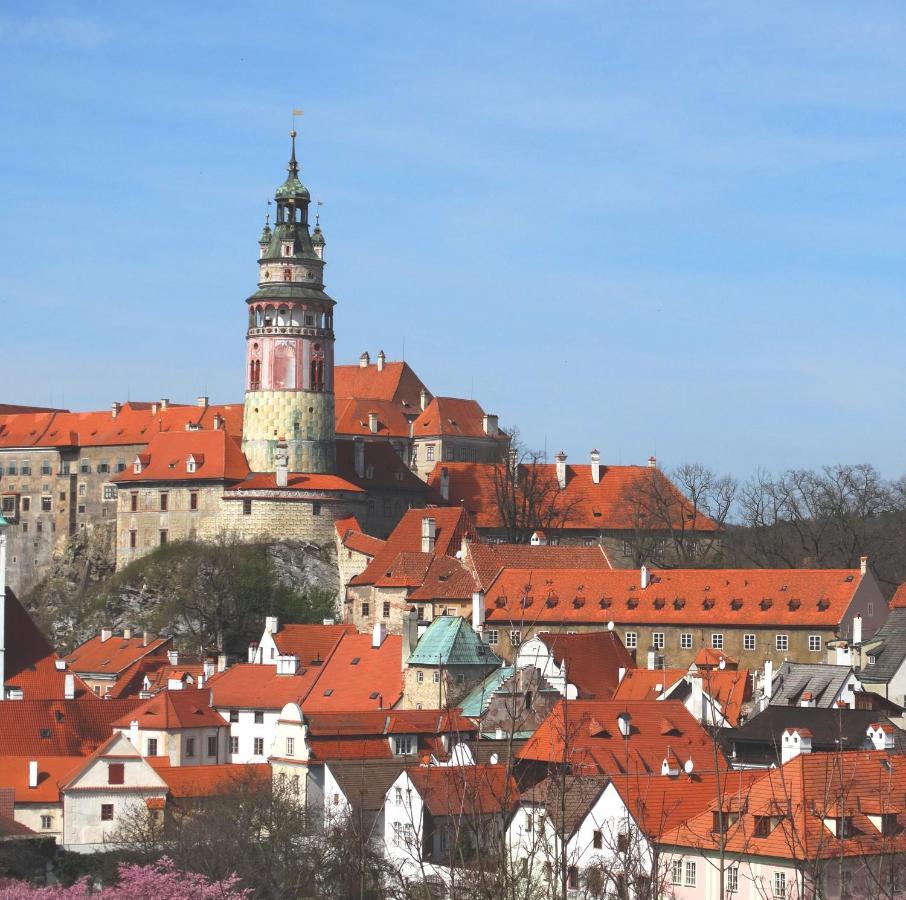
{"left": 154, "top": 763, "right": 271, "bottom": 798}
{"left": 519, "top": 700, "right": 728, "bottom": 777}
{"left": 610, "top": 669, "right": 687, "bottom": 702}
{"left": 226, "top": 471, "right": 363, "bottom": 492}
{"left": 272, "top": 623, "right": 355, "bottom": 664}
{"left": 110, "top": 689, "right": 226, "bottom": 730}
{"left": 303, "top": 708, "right": 475, "bottom": 737}
{"left": 0, "top": 700, "right": 142, "bottom": 756}
{"left": 537, "top": 631, "right": 636, "bottom": 699}
{"left": 664, "top": 751, "right": 906, "bottom": 860}
{"left": 408, "top": 555, "right": 478, "bottom": 602}
{"left": 411, "top": 397, "right": 506, "bottom": 440}
{"left": 407, "top": 763, "right": 518, "bottom": 816}
{"left": 0, "top": 756, "right": 84, "bottom": 804}
{"left": 111, "top": 429, "right": 248, "bottom": 484}
{"left": 66, "top": 633, "right": 170, "bottom": 677}
{"left": 207, "top": 664, "right": 322, "bottom": 710}
{"left": 335, "top": 514, "right": 388, "bottom": 558}
{"left": 334, "top": 360, "right": 427, "bottom": 409}
{"left": 4, "top": 589, "right": 93, "bottom": 700}
{"left": 335, "top": 398, "right": 414, "bottom": 439}
{"left": 373, "top": 552, "right": 433, "bottom": 588}
{"left": 890, "top": 583, "right": 906, "bottom": 609}
{"left": 349, "top": 507, "right": 476, "bottom": 587}
{"left": 693, "top": 647, "right": 739, "bottom": 669}
{"left": 426, "top": 462, "right": 719, "bottom": 533}
{"left": 335, "top": 440, "right": 428, "bottom": 494}
{"left": 465, "top": 542, "right": 613, "bottom": 592}
{"left": 301, "top": 634, "right": 403, "bottom": 712}
{"left": 484, "top": 567, "right": 866, "bottom": 628}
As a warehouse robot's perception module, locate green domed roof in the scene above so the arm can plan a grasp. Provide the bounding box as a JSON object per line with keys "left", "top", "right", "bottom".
{"left": 258, "top": 223, "right": 273, "bottom": 244}
{"left": 311, "top": 225, "right": 325, "bottom": 246}
{"left": 275, "top": 174, "right": 310, "bottom": 200}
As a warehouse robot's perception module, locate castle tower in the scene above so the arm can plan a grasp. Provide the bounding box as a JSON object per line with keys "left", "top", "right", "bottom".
{"left": 242, "top": 131, "right": 336, "bottom": 474}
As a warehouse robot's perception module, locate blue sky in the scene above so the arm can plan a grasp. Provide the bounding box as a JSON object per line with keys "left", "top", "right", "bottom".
{"left": 1, "top": 2, "right": 904, "bottom": 478}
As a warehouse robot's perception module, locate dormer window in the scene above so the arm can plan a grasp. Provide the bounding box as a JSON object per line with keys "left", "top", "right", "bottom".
{"left": 187, "top": 456, "right": 197, "bottom": 474}
{"left": 282, "top": 242, "right": 293, "bottom": 257}
{"left": 133, "top": 457, "right": 142, "bottom": 474}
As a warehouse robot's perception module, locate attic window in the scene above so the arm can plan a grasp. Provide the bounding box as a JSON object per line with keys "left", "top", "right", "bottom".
{"left": 350, "top": 657, "right": 360, "bottom": 665}
{"left": 599, "top": 597, "right": 612, "bottom": 609}
{"left": 545, "top": 595, "right": 559, "bottom": 608}
{"left": 703, "top": 599, "right": 714, "bottom": 610}
{"left": 653, "top": 598, "right": 665, "bottom": 610}
{"left": 627, "top": 598, "right": 638, "bottom": 609}
{"left": 573, "top": 597, "right": 585, "bottom": 609}
{"left": 323, "top": 688, "right": 333, "bottom": 697}
{"left": 730, "top": 598, "right": 743, "bottom": 610}
{"left": 845, "top": 575, "right": 854, "bottom": 582}
{"left": 187, "top": 457, "right": 197, "bottom": 474}
{"left": 520, "top": 596, "right": 534, "bottom": 609}
{"left": 369, "top": 691, "right": 379, "bottom": 700}
{"left": 673, "top": 599, "right": 685, "bottom": 610}
{"left": 40, "top": 728, "right": 51, "bottom": 739}
{"left": 494, "top": 596, "right": 506, "bottom": 608}
{"left": 760, "top": 598, "right": 773, "bottom": 610}
{"left": 788, "top": 599, "right": 801, "bottom": 611}
{"left": 817, "top": 599, "right": 830, "bottom": 611}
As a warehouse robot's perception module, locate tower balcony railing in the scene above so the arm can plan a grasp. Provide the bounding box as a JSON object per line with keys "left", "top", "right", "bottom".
{"left": 246, "top": 325, "right": 333, "bottom": 339}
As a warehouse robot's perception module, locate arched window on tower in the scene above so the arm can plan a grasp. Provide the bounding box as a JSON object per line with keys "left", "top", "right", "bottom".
{"left": 277, "top": 306, "right": 288, "bottom": 326}
{"left": 264, "top": 306, "right": 274, "bottom": 327}
{"left": 310, "top": 344, "right": 325, "bottom": 392}
{"left": 255, "top": 307, "right": 264, "bottom": 327}
{"left": 249, "top": 359, "right": 261, "bottom": 391}
{"left": 283, "top": 268, "right": 292, "bottom": 282}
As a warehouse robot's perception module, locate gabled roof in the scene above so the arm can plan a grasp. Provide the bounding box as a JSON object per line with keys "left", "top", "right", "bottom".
{"left": 411, "top": 397, "right": 505, "bottom": 440}
{"left": 408, "top": 555, "right": 478, "bottom": 602}
{"left": 407, "top": 763, "right": 518, "bottom": 816}
{"left": 335, "top": 440, "right": 428, "bottom": 494}
{"left": 271, "top": 623, "right": 355, "bottom": 665}
{"left": 521, "top": 774, "right": 610, "bottom": 838}
{"left": 207, "top": 664, "right": 322, "bottom": 710}
{"left": 770, "top": 662, "right": 855, "bottom": 708}
{"left": 465, "top": 542, "right": 612, "bottom": 592}
{"left": 335, "top": 398, "right": 413, "bottom": 439}
{"left": 334, "top": 360, "right": 427, "bottom": 409}
{"left": 458, "top": 667, "right": 516, "bottom": 717}
{"left": 153, "top": 763, "right": 271, "bottom": 798}
{"left": 519, "top": 700, "right": 728, "bottom": 777}
{"left": 860, "top": 607, "right": 906, "bottom": 682}
{"left": 407, "top": 616, "right": 501, "bottom": 667}
{"left": 110, "top": 689, "right": 225, "bottom": 730}
{"left": 111, "top": 429, "right": 248, "bottom": 484}
{"left": 426, "top": 461, "right": 719, "bottom": 533}
{"left": 349, "top": 507, "right": 476, "bottom": 587}
{"left": 66, "top": 632, "right": 170, "bottom": 677}
{"left": 484, "top": 567, "right": 866, "bottom": 628}
{"left": 227, "top": 472, "right": 364, "bottom": 493}
{"left": 335, "top": 516, "right": 386, "bottom": 558}
{"left": 326, "top": 759, "right": 409, "bottom": 812}
{"left": 0, "top": 756, "right": 84, "bottom": 804}
{"left": 537, "top": 631, "right": 635, "bottom": 699}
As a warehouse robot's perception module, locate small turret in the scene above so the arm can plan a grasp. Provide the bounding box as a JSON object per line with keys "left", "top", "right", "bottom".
{"left": 311, "top": 224, "right": 325, "bottom": 260}
{"left": 258, "top": 207, "right": 273, "bottom": 257}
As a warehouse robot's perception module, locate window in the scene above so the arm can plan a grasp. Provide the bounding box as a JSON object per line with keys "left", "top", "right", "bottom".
{"left": 567, "top": 867, "right": 579, "bottom": 890}
{"left": 207, "top": 735, "right": 217, "bottom": 757}
{"left": 147, "top": 738, "right": 158, "bottom": 756}
{"left": 103, "top": 484, "right": 116, "bottom": 500}
{"left": 107, "top": 763, "right": 124, "bottom": 785}
{"left": 254, "top": 711, "right": 264, "bottom": 724}
{"left": 509, "top": 629, "right": 521, "bottom": 647}
{"left": 128, "top": 530, "right": 137, "bottom": 550}
{"left": 21, "top": 496, "right": 31, "bottom": 512}
{"left": 773, "top": 871, "right": 786, "bottom": 898}
{"left": 684, "top": 861, "right": 697, "bottom": 887}
{"left": 98, "top": 459, "right": 109, "bottom": 474}
{"left": 40, "top": 459, "right": 51, "bottom": 476}
{"left": 185, "top": 737, "right": 196, "bottom": 758}
{"left": 383, "top": 498, "right": 392, "bottom": 516}
{"left": 809, "top": 635, "right": 822, "bottom": 652}
{"left": 432, "top": 671, "right": 440, "bottom": 684}
{"left": 868, "top": 602, "right": 874, "bottom": 617}
{"left": 40, "top": 815, "right": 52, "bottom": 830}
{"left": 776, "top": 634, "right": 789, "bottom": 651}
{"left": 116, "top": 458, "right": 126, "bottom": 472}
{"left": 101, "top": 804, "right": 114, "bottom": 822}
{"left": 727, "top": 866, "right": 738, "bottom": 892}
{"left": 625, "top": 631, "right": 637, "bottom": 649}
{"left": 41, "top": 496, "right": 52, "bottom": 512}
{"left": 622, "top": 540, "right": 633, "bottom": 557}
{"left": 190, "top": 491, "right": 198, "bottom": 511}
{"left": 744, "top": 633, "right": 756, "bottom": 651}
{"left": 229, "top": 736, "right": 238, "bottom": 754}
{"left": 680, "top": 633, "right": 692, "bottom": 649}
{"left": 416, "top": 670, "right": 424, "bottom": 683}
{"left": 712, "top": 633, "right": 724, "bottom": 650}
{"left": 426, "top": 444, "right": 435, "bottom": 462}
{"left": 360, "top": 602, "right": 370, "bottom": 618}
{"left": 286, "top": 737, "right": 295, "bottom": 756}
{"left": 653, "top": 633, "right": 665, "bottom": 649}
{"left": 229, "top": 709, "right": 239, "bottom": 723}
{"left": 584, "top": 536, "right": 596, "bottom": 547}
{"left": 671, "top": 860, "right": 683, "bottom": 885}
{"left": 383, "top": 601, "right": 391, "bottom": 618}
{"left": 868, "top": 655, "right": 876, "bottom": 666}
{"left": 486, "top": 628, "right": 499, "bottom": 646}
{"left": 312, "top": 501, "right": 321, "bottom": 516}
{"left": 4, "top": 460, "right": 16, "bottom": 476}
{"left": 592, "top": 829, "right": 602, "bottom": 849}
{"left": 79, "top": 458, "right": 90, "bottom": 474}
{"left": 242, "top": 498, "right": 253, "bottom": 516}
{"left": 253, "top": 737, "right": 264, "bottom": 756}
{"left": 159, "top": 529, "right": 168, "bottom": 546}
{"left": 130, "top": 491, "right": 138, "bottom": 512}
{"left": 394, "top": 736, "right": 414, "bottom": 755}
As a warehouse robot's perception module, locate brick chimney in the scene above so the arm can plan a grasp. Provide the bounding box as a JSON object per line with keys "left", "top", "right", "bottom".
{"left": 64, "top": 673, "right": 75, "bottom": 700}
{"left": 590, "top": 449, "right": 601, "bottom": 485}
{"left": 368, "top": 411, "right": 379, "bottom": 434}
{"left": 28, "top": 761, "right": 38, "bottom": 789}
{"left": 860, "top": 555, "right": 868, "bottom": 575}
{"left": 100, "top": 628, "right": 112, "bottom": 643}
{"left": 482, "top": 414, "right": 498, "bottom": 436}
{"left": 159, "top": 398, "right": 169, "bottom": 410}
{"left": 420, "top": 388, "right": 429, "bottom": 411}
{"left": 372, "top": 622, "right": 387, "bottom": 649}
{"left": 197, "top": 395, "right": 209, "bottom": 408}
{"left": 402, "top": 608, "right": 418, "bottom": 668}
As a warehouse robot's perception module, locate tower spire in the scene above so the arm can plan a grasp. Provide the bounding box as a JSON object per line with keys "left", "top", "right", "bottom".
{"left": 288, "top": 129, "right": 299, "bottom": 177}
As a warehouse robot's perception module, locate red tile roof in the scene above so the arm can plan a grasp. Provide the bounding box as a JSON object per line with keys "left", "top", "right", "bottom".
{"left": 66, "top": 633, "right": 170, "bottom": 677}
{"left": 153, "top": 763, "right": 271, "bottom": 799}
{"left": 411, "top": 397, "right": 505, "bottom": 440}
{"left": 335, "top": 398, "right": 414, "bottom": 439}
{"left": 272, "top": 624, "right": 355, "bottom": 664}
{"left": 335, "top": 440, "right": 428, "bottom": 494}
{"left": 610, "top": 669, "right": 687, "bottom": 702}
{"left": 4, "top": 590, "right": 93, "bottom": 700}
{"left": 0, "top": 756, "right": 84, "bottom": 804}
{"left": 408, "top": 555, "right": 478, "bottom": 602}
{"left": 349, "top": 507, "right": 476, "bottom": 587}
{"left": 334, "top": 360, "right": 427, "bottom": 409}
{"left": 693, "top": 647, "right": 739, "bottom": 669}
{"left": 335, "top": 514, "right": 388, "bottom": 557}
{"left": 110, "top": 689, "right": 225, "bottom": 730}
{"left": 664, "top": 751, "right": 906, "bottom": 860}
{"left": 537, "top": 631, "right": 636, "bottom": 699}
{"left": 0, "top": 699, "right": 142, "bottom": 756}
{"left": 465, "top": 542, "right": 612, "bottom": 592}
{"left": 426, "top": 462, "right": 719, "bottom": 533}
{"left": 303, "top": 709, "right": 475, "bottom": 737}
{"left": 227, "top": 472, "right": 363, "bottom": 492}
{"left": 518, "top": 700, "right": 728, "bottom": 776}
{"left": 111, "top": 429, "right": 248, "bottom": 484}
{"left": 373, "top": 552, "right": 433, "bottom": 588}
{"left": 207, "top": 664, "right": 322, "bottom": 710}
{"left": 407, "top": 763, "right": 518, "bottom": 816}
{"left": 890, "top": 583, "right": 906, "bottom": 609}
{"left": 484, "top": 567, "right": 866, "bottom": 628}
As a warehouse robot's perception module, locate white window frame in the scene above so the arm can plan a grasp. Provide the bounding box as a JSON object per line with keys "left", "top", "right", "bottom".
{"left": 509, "top": 629, "right": 521, "bottom": 647}
{"left": 727, "top": 866, "right": 738, "bottom": 892}
{"left": 680, "top": 633, "right": 692, "bottom": 650}
{"left": 671, "top": 859, "right": 683, "bottom": 885}
{"left": 712, "top": 633, "right": 724, "bottom": 650}
{"left": 625, "top": 632, "right": 638, "bottom": 650}
{"left": 684, "top": 860, "right": 696, "bottom": 887}
{"left": 653, "top": 632, "right": 665, "bottom": 650}
{"left": 744, "top": 633, "right": 756, "bottom": 651}
{"left": 485, "top": 628, "right": 499, "bottom": 646}
{"left": 808, "top": 635, "right": 822, "bottom": 652}
{"left": 416, "top": 670, "right": 424, "bottom": 683}
{"left": 773, "top": 871, "right": 786, "bottom": 898}
{"left": 776, "top": 634, "right": 789, "bottom": 652}
{"left": 286, "top": 737, "right": 295, "bottom": 756}
{"left": 432, "top": 671, "right": 440, "bottom": 684}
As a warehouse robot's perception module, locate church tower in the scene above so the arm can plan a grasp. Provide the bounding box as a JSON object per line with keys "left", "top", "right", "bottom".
{"left": 242, "top": 131, "right": 336, "bottom": 474}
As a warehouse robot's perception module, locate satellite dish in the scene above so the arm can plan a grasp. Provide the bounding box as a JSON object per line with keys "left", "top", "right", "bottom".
{"left": 489, "top": 753, "right": 499, "bottom": 765}
{"left": 684, "top": 759, "right": 694, "bottom": 775}
{"left": 607, "top": 621, "right": 615, "bottom": 632}
{"left": 719, "top": 658, "right": 726, "bottom": 670}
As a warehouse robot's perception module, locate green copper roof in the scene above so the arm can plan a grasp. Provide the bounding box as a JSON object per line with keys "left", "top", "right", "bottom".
{"left": 311, "top": 226, "right": 325, "bottom": 246}
{"left": 407, "top": 616, "right": 502, "bottom": 667}
{"left": 458, "top": 667, "right": 513, "bottom": 717}
{"left": 258, "top": 224, "right": 272, "bottom": 244}
{"left": 275, "top": 174, "right": 310, "bottom": 200}
{"left": 0, "top": 514, "right": 8, "bottom": 527}
{"left": 246, "top": 284, "right": 334, "bottom": 304}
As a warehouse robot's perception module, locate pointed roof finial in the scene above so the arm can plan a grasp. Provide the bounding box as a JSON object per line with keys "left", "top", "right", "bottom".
{"left": 315, "top": 198, "right": 323, "bottom": 227}
{"left": 265, "top": 200, "right": 271, "bottom": 228}
{"left": 289, "top": 108, "right": 303, "bottom": 176}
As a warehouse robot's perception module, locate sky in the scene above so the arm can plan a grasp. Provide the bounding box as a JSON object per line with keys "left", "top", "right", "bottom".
{"left": 1, "top": 2, "right": 904, "bottom": 479}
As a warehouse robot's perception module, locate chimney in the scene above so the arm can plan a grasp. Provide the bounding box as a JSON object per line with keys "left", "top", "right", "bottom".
{"left": 860, "top": 555, "right": 868, "bottom": 575}
{"left": 354, "top": 440, "right": 365, "bottom": 479}
{"left": 690, "top": 674, "right": 704, "bottom": 722}
{"left": 590, "top": 449, "right": 600, "bottom": 485}
{"left": 618, "top": 667, "right": 626, "bottom": 684}
{"left": 100, "top": 628, "right": 112, "bottom": 643}
{"left": 372, "top": 622, "right": 387, "bottom": 650}
{"left": 111, "top": 402, "right": 121, "bottom": 419}
{"left": 28, "top": 761, "right": 38, "bottom": 789}
{"left": 420, "top": 388, "right": 429, "bottom": 411}
{"left": 852, "top": 615, "right": 863, "bottom": 646}
{"left": 763, "top": 659, "right": 774, "bottom": 708}
{"left": 151, "top": 403, "right": 158, "bottom": 415}
{"left": 471, "top": 591, "right": 485, "bottom": 630}
{"left": 64, "top": 673, "right": 75, "bottom": 700}
{"left": 640, "top": 566, "right": 650, "bottom": 589}
{"left": 439, "top": 467, "right": 450, "bottom": 501}
{"left": 130, "top": 719, "right": 139, "bottom": 749}
{"left": 54, "top": 659, "right": 66, "bottom": 670}
{"left": 167, "top": 649, "right": 178, "bottom": 666}
{"left": 276, "top": 654, "right": 299, "bottom": 675}
{"left": 482, "top": 414, "right": 499, "bottom": 437}
{"left": 142, "top": 631, "right": 150, "bottom": 647}
{"left": 123, "top": 627, "right": 133, "bottom": 640}
{"left": 203, "top": 659, "right": 215, "bottom": 680}
{"left": 248, "top": 642, "right": 258, "bottom": 664}
{"left": 421, "top": 517, "right": 436, "bottom": 554}
{"left": 359, "top": 351, "right": 370, "bottom": 368}
{"left": 781, "top": 727, "right": 812, "bottom": 765}
{"left": 617, "top": 712, "right": 632, "bottom": 738}
{"left": 402, "top": 608, "right": 418, "bottom": 668}
{"left": 647, "top": 649, "right": 656, "bottom": 671}
{"left": 530, "top": 531, "right": 547, "bottom": 546}
{"left": 647, "top": 455, "right": 657, "bottom": 469}
{"left": 213, "top": 414, "right": 223, "bottom": 430}
{"left": 160, "top": 398, "right": 170, "bottom": 410}
{"left": 217, "top": 653, "right": 228, "bottom": 673}
{"left": 377, "top": 350, "right": 385, "bottom": 372}
{"left": 368, "top": 411, "right": 379, "bottom": 434}
{"left": 265, "top": 616, "right": 279, "bottom": 635}
{"left": 799, "top": 691, "right": 813, "bottom": 708}
{"left": 197, "top": 395, "right": 209, "bottom": 408}
{"left": 555, "top": 451, "right": 567, "bottom": 489}
{"left": 275, "top": 437, "right": 289, "bottom": 489}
